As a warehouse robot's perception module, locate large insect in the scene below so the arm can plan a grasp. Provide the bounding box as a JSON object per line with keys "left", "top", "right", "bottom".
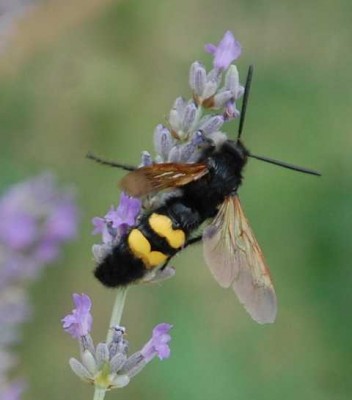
{"left": 88, "top": 66, "right": 320, "bottom": 324}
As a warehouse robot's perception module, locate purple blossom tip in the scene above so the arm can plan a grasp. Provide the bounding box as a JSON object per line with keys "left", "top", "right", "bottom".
{"left": 62, "top": 293, "right": 93, "bottom": 339}
{"left": 91, "top": 217, "right": 105, "bottom": 235}
{"left": 205, "top": 31, "right": 242, "bottom": 71}
{"left": 141, "top": 323, "right": 173, "bottom": 363}
{"left": 92, "top": 192, "right": 141, "bottom": 244}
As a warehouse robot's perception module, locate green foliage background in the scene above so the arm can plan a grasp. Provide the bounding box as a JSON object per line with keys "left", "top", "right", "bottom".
{"left": 0, "top": 0, "right": 351, "bottom": 399}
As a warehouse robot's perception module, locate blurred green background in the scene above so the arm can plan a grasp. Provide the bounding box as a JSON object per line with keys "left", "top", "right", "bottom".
{"left": 1, "top": 0, "right": 351, "bottom": 399}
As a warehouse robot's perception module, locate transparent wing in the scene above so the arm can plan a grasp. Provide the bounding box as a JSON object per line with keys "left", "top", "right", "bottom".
{"left": 203, "top": 196, "right": 277, "bottom": 324}
{"left": 120, "top": 162, "right": 209, "bottom": 197}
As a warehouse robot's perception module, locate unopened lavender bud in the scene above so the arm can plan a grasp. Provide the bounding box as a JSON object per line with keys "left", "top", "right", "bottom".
{"left": 179, "top": 142, "right": 196, "bottom": 162}
{"left": 173, "top": 96, "right": 187, "bottom": 115}
{"left": 202, "top": 70, "right": 221, "bottom": 100}
{"left": 181, "top": 102, "right": 198, "bottom": 133}
{"left": 189, "top": 61, "right": 206, "bottom": 96}
{"left": 167, "top": 146, "right": 181, "bottom": 163}
{"left": 120, "top": 352, "right": 145, "bottom": 378}
{"left": 213, "top": 90, "right": 234, "bottom": 108}
{"left": 95, "top": 343, "right": 110, "bottom": 369}
{"left": 81, "top": 349, "right": 97, "bottom": 375}
{"left": 191, "top": 130, "right": 206, "bottom": 145}
{"left": 110, "top": 374, "right": 130, "bottom": 388}
{"left": 224, "top": 65, "right": 244, "bottom": 99}
{"left": 199, "top": 115, "right": 224, "bottom": 135}
{"left": 79, "top": 334, "right": 95, "bottom": 355}
{"left": 154, "top": 125, "right": 174, "bottom": 161}
{"left": 169, "top": 97, "right": 187, "bottom": 132}
{"left": 69, "top": 358, "right": 93, "bottom": 383}
{"left": 140, "top": 151, "right": 153, "bottom": 167}
{"left": 169, "top": 110, "right": 180, "bottom": 132}
{"left": 110, "top": 353, "right": 127, "bottom": 373}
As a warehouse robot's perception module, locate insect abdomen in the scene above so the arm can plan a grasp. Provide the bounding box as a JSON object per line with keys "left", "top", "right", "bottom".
{"left": 94, "top": 212, "right": 187, "bottom": 287}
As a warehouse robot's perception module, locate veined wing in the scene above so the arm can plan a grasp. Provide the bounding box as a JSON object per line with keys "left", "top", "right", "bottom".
{"left": 120, "top": 162, "right": 209, "bottom": 197}
{"left": 203, "top": 196, "right": 277, "bottom": 324}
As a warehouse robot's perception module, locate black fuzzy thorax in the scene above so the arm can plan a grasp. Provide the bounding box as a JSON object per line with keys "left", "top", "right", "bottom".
{"left": 173, "top": 140, "right": 248, "bottom": 222}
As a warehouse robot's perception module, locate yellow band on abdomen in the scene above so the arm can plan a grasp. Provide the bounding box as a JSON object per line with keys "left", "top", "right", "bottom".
{"left": 127, "top": 228, "right": 167, "bottom": 269}
{"left": 148, "top": 213, "right": 186, "bottom": 249}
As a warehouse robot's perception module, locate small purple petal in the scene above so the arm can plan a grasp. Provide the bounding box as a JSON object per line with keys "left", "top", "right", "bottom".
{"left": 92, "top": 192, "right": 141, "bottom": 245}
{"left": 204, "top": 43, "right": 217, "bottom": 55}
{"left": 107, "top": 193, "right": 141, "bottom": 230}
{"left": 62, "top": 293, "right": 93, "bottom": 339}
{"left": 205, "top": 31, "right": 242, "bottom": 71}
{"left": 224, "top": 101, "right": 240, "bottom": 120}
{"left": 105, "top": 206, "right": 120, "bottom": 228}
{"left": 141, "top": 323, "right": 172, "bottom": 363}
{"left": 91, "top": 217, "right": 105, "bottom": 235}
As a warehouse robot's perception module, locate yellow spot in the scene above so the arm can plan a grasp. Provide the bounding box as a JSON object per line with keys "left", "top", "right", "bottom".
{"left": 149, "top": 213, "right": 185, "bottom": 249}
{"left": 128, "top": 229, "right": 150, "bottom": 257}
{"left": 128, "top": 229, "right": 167, "bottom": 269}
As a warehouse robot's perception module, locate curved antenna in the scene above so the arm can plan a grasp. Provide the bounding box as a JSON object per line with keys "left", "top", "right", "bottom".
{"left": 86, "top": 152, "right": 136, "bottom": 171}
{"left": 249, "top": 153, "right": 321, "bottom": 176}
{"left": 237, "top": 65, "right": 254, "bottom": 140}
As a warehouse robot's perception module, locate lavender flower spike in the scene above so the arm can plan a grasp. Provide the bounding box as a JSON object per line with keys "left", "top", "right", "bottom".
{"left": 63, "top": 293, "right": 173, "bottom": 393}
{"left": 62, "top": 294, "right": 93, "bottom": 339}
{"left": 205, "top": 31, "right": 242, "bottom": 71}
{"left": 141, "top": 323, "right": 172, "bottom": 362}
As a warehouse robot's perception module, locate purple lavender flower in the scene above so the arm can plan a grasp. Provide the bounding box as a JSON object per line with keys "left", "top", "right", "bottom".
{"left": 91, "top": 192, "right": 141, "bottom": 265}
{"left": 0, "top": 173, "right": 79, "bottom": 397}
{"left": 0, "top": 173, "right": 78, "bottom": 284}
{"left": 0, "top": 380, "right": 26, "bottom": 400}
{"left": 141, "top": 323, "right": 172, "bottom": 362}
{"left": 62, "top": 294, "right": 93, "bottom": 339}
{"left": 153, "top": 31, "right": 244, "bottom": 166}
{"left": 92, "top": 192, "right": 141, "bottom": 242}
{"left": 205, "top": 31, "right": 242, "bottom": 71}
{"left": 63, "top": 294, "right": 172, "bottom": 391}
{"left": 107, "top": 193, "right": 141, "bottom": 231}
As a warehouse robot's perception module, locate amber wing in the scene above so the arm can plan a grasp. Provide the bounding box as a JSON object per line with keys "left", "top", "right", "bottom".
{"left": 203, "top": 196, "right": 277, "bottom": 324}
{"left": 120, "top": 162, "right": 209, "bottom": 197}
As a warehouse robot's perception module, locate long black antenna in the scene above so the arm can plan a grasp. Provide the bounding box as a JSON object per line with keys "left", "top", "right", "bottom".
{"left": 86, "top": 152, "right": 136, "bottom": 171}
{"left": 249, "top": 153, "right": 321, "bottom": 176}
{"left": 237, "top": 65, "right": 254, "bottom": 140}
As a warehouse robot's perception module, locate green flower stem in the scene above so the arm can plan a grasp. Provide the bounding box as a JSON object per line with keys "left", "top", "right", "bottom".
{"left": 93, "top": 387, "right": 106, "bottom": 400}
{"left": 106, "top": 286, "right": 128, "bottom": 343}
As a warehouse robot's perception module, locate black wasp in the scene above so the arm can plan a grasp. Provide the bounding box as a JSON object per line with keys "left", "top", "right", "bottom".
{"left": 88, "top": 66, "right": 320, "bottom": 324}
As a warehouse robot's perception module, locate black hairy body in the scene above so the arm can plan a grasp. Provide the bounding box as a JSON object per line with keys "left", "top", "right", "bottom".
{"left": 94, "top": 140, "right": 249, "bottom": 288}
